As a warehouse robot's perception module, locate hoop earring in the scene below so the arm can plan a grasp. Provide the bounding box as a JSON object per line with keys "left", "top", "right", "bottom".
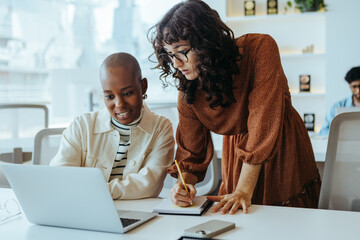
{"left": 142, "top": 93, "right": 148, "bottom": 99}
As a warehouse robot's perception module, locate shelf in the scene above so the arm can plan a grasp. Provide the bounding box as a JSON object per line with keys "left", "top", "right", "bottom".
{"left": 0, "top": 35, "right": 13, "bottom": 41}
{"left": 0, "top": 35, "right": 23, "bottom": 41}
{"left": 0, "top": 99, "right": 51, "bottom": 105}
{"left": 225, "top": 11, "right": 325, "bottom": 23}
{"left": 280, "top": 52, "right": 326, "bottom": 59}
{"left": 0, "top": 86, "right": 48, "bottom": 90}
{"left": 221, "top": 0, "right": 327, "bottom": 144}
{"left": 0, "top": 67, "right": 48, "bottom": 74}
{"left": 291, "top": 92, "right": 325, "bottom": 98}
{"left": 0, "top": 36, "right": 24, "bottom": 48}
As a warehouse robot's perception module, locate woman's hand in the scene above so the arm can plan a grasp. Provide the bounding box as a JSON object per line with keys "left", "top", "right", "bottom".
{"left": 208, "top": 162, "right": 261, "bottom": 214}
{"left": 207, "top": 190, "right": 252, "bottom": 214}
{"left": 170, "top": 181, "right": 197, "bottom": 207}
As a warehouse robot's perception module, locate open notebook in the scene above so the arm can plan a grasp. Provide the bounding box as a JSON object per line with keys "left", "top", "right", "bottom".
{"left": 153, "top": 196, "right": 213, "bottom": 216}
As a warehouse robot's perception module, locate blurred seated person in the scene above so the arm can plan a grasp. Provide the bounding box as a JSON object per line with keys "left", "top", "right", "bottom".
{"left": 319, "top": 66, "right": 360, "bottom": 136}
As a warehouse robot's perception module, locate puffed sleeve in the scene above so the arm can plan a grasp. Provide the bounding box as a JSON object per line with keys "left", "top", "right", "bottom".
{"left": 235, "top": 34, "right": 286, "bottom": 165}
{"left": 167, "top": 93, "right": 214, "bottom": 182}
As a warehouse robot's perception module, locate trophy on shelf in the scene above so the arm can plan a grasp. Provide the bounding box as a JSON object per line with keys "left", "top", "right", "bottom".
{"left": 303, "top": 44, "right": 315, "bottom": 53}
{"left": 267, "top": 0, "right": 278, "bottom": 15}
{"left": 304, "top": 113, "right": 315, "bottom": 131}
{"left": 244, "top": 1, "right": 255, "bottom": 16}
{"left": 299, "top": 74, "right": 311, "bottom": 92}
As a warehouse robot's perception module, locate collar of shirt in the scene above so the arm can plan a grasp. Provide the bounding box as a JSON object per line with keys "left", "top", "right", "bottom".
{"left": 94, "top": 103, "right": 154, "bottom": 135}
{"left": 111, "top": 109, "right": 143, "bottom": 130}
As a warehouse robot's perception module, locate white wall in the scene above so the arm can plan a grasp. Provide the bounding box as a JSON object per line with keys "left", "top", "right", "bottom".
{"left": 325, "top": 0, "right": 360, "bottom": 111}
{"left": 203, "top": 0, "right": 226, "bottom": 19}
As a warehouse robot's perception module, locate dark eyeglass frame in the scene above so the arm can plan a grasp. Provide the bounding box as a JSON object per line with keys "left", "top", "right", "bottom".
{"left": 350, "top": 83, "right": 360, "bottom": 90}
{"left": 159, "top": 48, "right": 192, "bottom": 64}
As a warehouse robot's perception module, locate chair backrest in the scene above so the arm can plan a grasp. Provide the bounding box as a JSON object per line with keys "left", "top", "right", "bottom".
{"left": 193, "top": 151, "right": 220, "bottom": 196}
{"left": 149, "top": 103, "right": 220, "bottom": 198}
{"left": 0, "top": 104, "right": 49, "bottom": 188}
{"left": 32, "top": 128, "right": 66, "bottom": 165}
{"left": 0, "top": 104, "right": 49, "bottom": 154}
{"left": 158, "top": 151, "right": 220, "bottom": 199}
{"left": 318, "top": 112, "right": 360, "bottom": 211}
{"left": 148, "top": 103, "right": 178, "bottom": 137}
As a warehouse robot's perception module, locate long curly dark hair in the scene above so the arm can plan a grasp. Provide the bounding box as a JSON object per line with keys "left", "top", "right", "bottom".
{"left": 148, "top": 0, "right": 240, "bottom": 108}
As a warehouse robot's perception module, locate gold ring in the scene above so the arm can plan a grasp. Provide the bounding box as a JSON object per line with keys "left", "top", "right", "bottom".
{"left": 220, "top": 199, "right": 227, "bottom": 203}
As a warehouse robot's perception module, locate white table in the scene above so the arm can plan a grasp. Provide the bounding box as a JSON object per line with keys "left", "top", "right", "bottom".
{"left": 1, "top": 188, "right": 360, "bottom": 240}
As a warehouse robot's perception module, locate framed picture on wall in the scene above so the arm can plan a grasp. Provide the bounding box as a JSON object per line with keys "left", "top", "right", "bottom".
{"left": 299, "top": 74, "right": 311, "bottom": 92}
{"left": 244, "top": 1, "right": 255, "bottom": 16}
{"left": 267, "top": 0, "right": 278, "bottom": 15}
{"left": 304, "top": 113, "right": 315, "bottom": 131}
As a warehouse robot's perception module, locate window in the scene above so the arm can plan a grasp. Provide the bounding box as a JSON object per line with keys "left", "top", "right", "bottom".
{"left": 0, "top": 0, "right": 180, "bottom": 120}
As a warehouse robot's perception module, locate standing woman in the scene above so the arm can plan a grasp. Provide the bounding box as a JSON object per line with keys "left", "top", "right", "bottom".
{"left": 149, "top": 0, "right": 321, "bottom": 214}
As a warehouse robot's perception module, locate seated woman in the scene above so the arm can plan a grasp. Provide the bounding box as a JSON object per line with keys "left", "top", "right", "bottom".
{"left": 51, "top": 52, "right": 175, "bottom": 199}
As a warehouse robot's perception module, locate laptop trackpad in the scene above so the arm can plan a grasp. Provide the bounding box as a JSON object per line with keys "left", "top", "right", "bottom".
{"left": 117, "top": 210, "right": 157, "bottom": 228}
{"left": 116, "top": 211, "right": 141, "bottom": 228}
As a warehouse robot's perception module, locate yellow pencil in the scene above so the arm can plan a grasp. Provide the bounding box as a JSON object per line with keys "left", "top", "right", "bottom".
{"left": 174, "top": 159, "right": 192, "bottom": 205}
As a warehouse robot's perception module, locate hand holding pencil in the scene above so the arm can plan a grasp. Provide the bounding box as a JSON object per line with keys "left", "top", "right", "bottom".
{"left": 171, "top": 160, "right": 196, "bottom": 207}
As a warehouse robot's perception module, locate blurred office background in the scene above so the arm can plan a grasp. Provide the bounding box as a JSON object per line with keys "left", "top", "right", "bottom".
{"left": 0, "top": 0, "right": 360, "bottom": 158}
{"left": 0, "top": 0, "right": 179, "bottom": 127}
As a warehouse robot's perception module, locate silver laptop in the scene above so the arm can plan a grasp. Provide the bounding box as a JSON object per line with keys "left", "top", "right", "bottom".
{"left": 1, "top": 164, "right": 157, "bottom": 233}
{"left": 336, "top": 106, "right": 360, "bottom": 115}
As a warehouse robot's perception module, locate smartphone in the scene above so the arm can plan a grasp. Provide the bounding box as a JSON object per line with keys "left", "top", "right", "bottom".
{"left": 183, "top": 219, "right": 235, "bottom": 238}
{"left": 178, "top": 237, "right": 221, "bottom": 240}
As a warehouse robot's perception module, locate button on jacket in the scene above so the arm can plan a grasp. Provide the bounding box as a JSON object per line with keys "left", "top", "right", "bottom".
{"left": 50, "top": 104, "right": 175, "bottom": 199}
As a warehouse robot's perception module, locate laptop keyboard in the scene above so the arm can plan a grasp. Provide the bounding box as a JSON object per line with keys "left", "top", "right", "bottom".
{"left": 120, "top": 217, "right": 141, "bottom": 227}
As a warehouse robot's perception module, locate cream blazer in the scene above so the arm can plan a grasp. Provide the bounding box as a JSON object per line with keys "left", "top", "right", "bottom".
{"left": 50, "top": 104, "right": 174, "bottom": 199}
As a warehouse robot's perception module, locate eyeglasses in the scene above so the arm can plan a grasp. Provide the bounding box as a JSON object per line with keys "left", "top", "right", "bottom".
{"left": 0, "top": 198, "right": 21, "bottom": 224}
{"left": 350, "top": 84, "right": 360, "bottom": 90}
{"left": 159, "top": 48, "right": 192, "bottom": 64}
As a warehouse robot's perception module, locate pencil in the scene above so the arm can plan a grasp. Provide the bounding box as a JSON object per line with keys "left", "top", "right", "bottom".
{"left": 174, "top": 159, "right": 192, "bottom": 205}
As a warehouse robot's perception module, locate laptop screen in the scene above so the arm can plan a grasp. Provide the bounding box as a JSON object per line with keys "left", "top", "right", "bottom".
{"left": 335, "top": 107, "right": 360, "bottom": 116}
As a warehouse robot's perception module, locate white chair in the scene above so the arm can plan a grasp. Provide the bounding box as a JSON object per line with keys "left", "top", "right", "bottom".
{"left": 32, "top": 128, "right": 66, "bottom": 165}
{"left": 0, "top": 104, "right": 49, "bottom": 188}
{"left": 149, "top": 103, "right": 220, "bottom": 198}
{"left": 0, "top": 104, "right": 49, "bottom": 163}
{"left": 318, "top": 112, "right": 360, "bottom": 211}
{"left": 158, "top": 148, "right": 220, "bottom": 199}
{"left": 193, "top": 150, "right": 220, "bottom": 196}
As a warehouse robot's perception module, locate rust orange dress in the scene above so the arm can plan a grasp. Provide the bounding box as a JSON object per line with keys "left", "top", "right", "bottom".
{"left": 168, "top": 34, "right": 321, "bottom": 208}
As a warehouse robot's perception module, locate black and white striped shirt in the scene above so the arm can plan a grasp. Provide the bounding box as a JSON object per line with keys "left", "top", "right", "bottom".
{"left": 109, "top": 112, "right": 142, "bottom": 181}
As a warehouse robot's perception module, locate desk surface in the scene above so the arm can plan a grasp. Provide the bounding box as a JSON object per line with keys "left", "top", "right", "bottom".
{"left": 1, "top": 188, "right": 359, "bottom": 240}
